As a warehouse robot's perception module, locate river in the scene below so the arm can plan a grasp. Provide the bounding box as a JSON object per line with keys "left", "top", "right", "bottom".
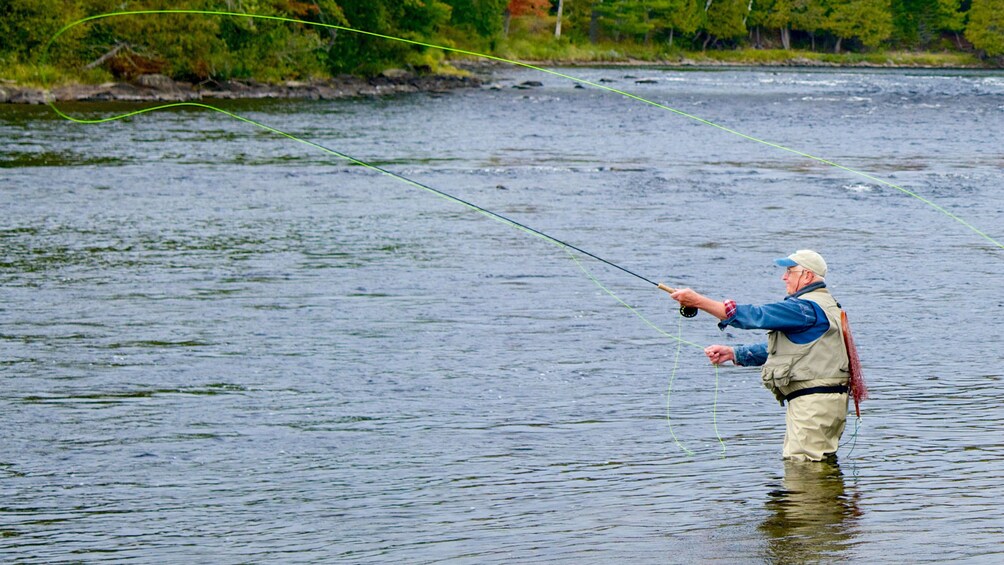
{"left": 2, "top": 66, "right": 1003, "bottom": 563}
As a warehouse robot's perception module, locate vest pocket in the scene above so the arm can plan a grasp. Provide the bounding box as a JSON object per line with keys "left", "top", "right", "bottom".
{"left": 761, "top": 359, "right": 794, "bottom": 389}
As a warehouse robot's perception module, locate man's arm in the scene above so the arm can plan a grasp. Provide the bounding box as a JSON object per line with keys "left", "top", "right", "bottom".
{"left": 719, "top": 300, "right": 823, "bottom": 336}
{"left": 704, "top": 343, "right": 768, "bottom": 366}
{"left": 669, "top": 288, "right": 729, "bottom": 320}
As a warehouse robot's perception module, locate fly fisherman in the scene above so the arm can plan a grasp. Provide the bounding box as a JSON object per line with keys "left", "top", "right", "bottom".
{"left": 668, "top": 250, "right": 851, "bottom": 462}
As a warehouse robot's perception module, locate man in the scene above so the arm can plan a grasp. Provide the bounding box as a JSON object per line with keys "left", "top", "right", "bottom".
{"left": 668, "top": 250, "right": 850, "bottom": 462}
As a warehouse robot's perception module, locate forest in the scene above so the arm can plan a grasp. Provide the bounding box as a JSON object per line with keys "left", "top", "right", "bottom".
{"left": 1, "top": 0, "right": 1002, "bottom": 85}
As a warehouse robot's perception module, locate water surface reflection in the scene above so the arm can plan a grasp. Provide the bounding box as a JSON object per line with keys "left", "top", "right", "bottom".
{"left": 761, "top": 461, "right": 862, "bottom": 562}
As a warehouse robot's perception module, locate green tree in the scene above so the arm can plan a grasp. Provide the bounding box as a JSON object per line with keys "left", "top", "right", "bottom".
{"left": 749, "top": 0, "right": 793, "bottom": 47}
{"left": 611, "top": 1, "right": 659, "bottom": 42}
{"left": 702, "top": 0, "right": 750, "bottom": 48}
{"left": 965, "top": 0, "right": 1004, "bottom": 56}
{"left": 891, "top": 0, "right": 963, "bottom": 47}
{"left": 790, "top": 0, "right": 828, "bottom": 50}
{"left": 400, "top": 0, "right": 454, "bottom": 37}
{"left": 562, "top": 0, "right": 605, "bottom": 43}
{"left": 824, "top": 0, "right": 894, "bottom": 51}
{"left": 934, "top": 0, "right": 966, "bottom": 38}
{"left": 444, "top": 0, "right": 508, "bottom": 37}
{"left": 652, "top": 0, "right": 703, "bottom": 46}
{"left": 214, "top": 0, "right": 339, "bottom": 80}
{"left": 590, "top": 0, "right": 642, "bottom": 41}
{"left": 586, "top": 0, "right": 699, "bottom": 45}
{"left": 324, "top": 0, "right": 452, "bottom": 74}
{"left": 0, "top": 0, "right": 86, "bottom": 65}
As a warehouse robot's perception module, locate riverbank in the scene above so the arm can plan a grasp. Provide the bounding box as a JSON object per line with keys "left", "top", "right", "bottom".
{"left": 489, "top": 42, "right": 991, "bottom": 69}
{"left": 0, "top": 70, "right": 483, "bottom": 104}
{"left": 2, "top": 47, "right": 995, "bottom": 104}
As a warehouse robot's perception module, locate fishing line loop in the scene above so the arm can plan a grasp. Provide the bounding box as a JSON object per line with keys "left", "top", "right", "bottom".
{"left": 40, "top": 9, "right": 1003, "bottom": 251}
{"left": 46, "top": 10, "right": 975, "bottom": 459}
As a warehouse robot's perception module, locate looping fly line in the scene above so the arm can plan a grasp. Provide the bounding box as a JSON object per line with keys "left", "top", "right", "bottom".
{"left": 42, "top": 12, "right": 728, "bottom": 454}
{"left": 41, "top": 9, "right": 1003, "bottom": 251}
{"left": 42, "top": 9, "right": 992, "bottom": 457}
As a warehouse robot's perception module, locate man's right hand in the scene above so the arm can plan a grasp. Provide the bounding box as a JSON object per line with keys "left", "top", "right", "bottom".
{"left": 704, "top": 345, "right": 736, "bottom": 366}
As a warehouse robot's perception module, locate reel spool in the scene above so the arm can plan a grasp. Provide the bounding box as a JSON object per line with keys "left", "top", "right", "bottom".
{"left": 657, "top": 283, "right": 699, "bottom": 318}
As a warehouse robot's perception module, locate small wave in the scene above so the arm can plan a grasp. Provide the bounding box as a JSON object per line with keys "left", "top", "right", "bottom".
{"left": 800, "top": 96, "right": 869, "bottom": 103}
{"left": 843, "top": 184, "right": 874, "bottom": 193}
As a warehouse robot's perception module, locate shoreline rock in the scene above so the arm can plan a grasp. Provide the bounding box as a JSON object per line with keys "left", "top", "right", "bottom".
{"left": 0, "top": 72, "right": 484, "bottom": 105}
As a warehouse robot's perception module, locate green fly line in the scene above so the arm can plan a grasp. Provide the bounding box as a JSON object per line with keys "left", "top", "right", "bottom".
{"left": 667, "top": 315, "right": 696, "bottom": 457}
{"left": 39, "top": 9, "right": 994, "bottom": 458}
{"left": 41, "top": 9, "right": 1004, "bottom": 251}
{"left": 42, "top": 94, "right": 719, "bottom": 454}
{"left": 566, "top": 250, "right": 718, "bottom": 455}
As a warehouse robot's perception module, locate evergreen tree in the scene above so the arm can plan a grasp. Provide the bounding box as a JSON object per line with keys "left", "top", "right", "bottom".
{"left": 323, "top": 0, "right": 452, "bottom": 74}
{"left": 655, "top": 0, "right": 703, "bottom": 47}
{"left": 590, "top": 0, "right": 638, "bottom": 41}
{"left": 564, "top": 0, "right": 606, "bottom": 43}
{"left": 891, "top": 0, "right": 963, "bottom": 47}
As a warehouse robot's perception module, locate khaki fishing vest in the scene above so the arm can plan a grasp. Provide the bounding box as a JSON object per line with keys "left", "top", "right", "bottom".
{"left": 761, "top": 288, "right": 850, "bottom": 398}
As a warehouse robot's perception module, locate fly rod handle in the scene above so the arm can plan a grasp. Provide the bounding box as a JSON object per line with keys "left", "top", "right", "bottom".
{"left": 657, "top": 282, "right": 698, "bottom": 318}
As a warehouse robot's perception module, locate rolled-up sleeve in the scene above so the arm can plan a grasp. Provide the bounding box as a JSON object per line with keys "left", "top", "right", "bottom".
{"left": 734, "top": 343, "right": 768, "bottom": 366}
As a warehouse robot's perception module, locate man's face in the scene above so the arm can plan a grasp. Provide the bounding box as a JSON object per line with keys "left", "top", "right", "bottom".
{"left": 782, "top": 266, "right": 811, "bottom": 295}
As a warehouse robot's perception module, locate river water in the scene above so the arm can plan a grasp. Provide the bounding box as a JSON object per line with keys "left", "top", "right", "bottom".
{"left": 2, "top": 66, "right": 1003, "bottom": 563}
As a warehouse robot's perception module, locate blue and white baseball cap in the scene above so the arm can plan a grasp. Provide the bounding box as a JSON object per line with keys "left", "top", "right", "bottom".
{"left": 774, "top": 249, "right": 827, "bottom": 277}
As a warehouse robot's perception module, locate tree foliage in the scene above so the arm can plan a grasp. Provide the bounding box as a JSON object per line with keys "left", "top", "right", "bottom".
{"left": 891, "top": 0, "right": 964, "bottom": 47}
{"left": 0, "top": 0, "right": 87, "bottom": 64}
{"left": 588, "top": 0, "right": 702, "bottom": 44}
{"left": 0, "top": 0, "right": 1000, "bottom": 83}
{"left": 965, "top": 0, "right": 1004, "bottom": 57}
{"left": 445, "top": 0, "right": 508, "bottom": 37}
{"left": 703, "top": 0, "right": 752, "bottom": 46}
{"left": 825, "top": 0, "right": 894, "bottom": 50}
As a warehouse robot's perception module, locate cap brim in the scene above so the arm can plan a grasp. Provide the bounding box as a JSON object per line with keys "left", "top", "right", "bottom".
{"left": 774, "top": 258, "right": 798, "bottom": 267}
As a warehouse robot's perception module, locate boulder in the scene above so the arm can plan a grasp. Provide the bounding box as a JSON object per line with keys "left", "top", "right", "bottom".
{"left": 135, "top": 74, "right": 178, "bottom": 91}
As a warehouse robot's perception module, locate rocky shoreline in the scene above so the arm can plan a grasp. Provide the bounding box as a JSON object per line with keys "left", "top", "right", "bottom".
{"left": 0, "top": 70, "right": 484, "bottom": 104}
{"left": 3, "top": 56, "right": 990, "bottom": 104}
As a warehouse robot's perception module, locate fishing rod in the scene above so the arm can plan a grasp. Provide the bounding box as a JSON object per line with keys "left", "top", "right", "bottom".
{"left": 41, "top": 9, "right": 1004, "bottom": 251}
{"left": 44, "top": 98, "right": 696, "bottom": 318}
{"left": 351, "top": 157, "right": 701, "bottom": 318}
{"left": 308, "top": 137, "right": 701, "bottom": 318}
{"left": 39, "top": 9, "right": 1000, "bottom": 328}
{"left": 37, "top": 11, "right": 725, "bottom": 452}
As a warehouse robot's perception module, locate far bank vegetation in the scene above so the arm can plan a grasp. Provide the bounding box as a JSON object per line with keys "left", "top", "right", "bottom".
{"left": 1, "top": 0, "right": 1000, "bottom": 87}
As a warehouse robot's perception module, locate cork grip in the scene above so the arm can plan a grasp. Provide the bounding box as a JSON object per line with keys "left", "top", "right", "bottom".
{"left": 657, "top": 283, "right": 698, "bottom": 318}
